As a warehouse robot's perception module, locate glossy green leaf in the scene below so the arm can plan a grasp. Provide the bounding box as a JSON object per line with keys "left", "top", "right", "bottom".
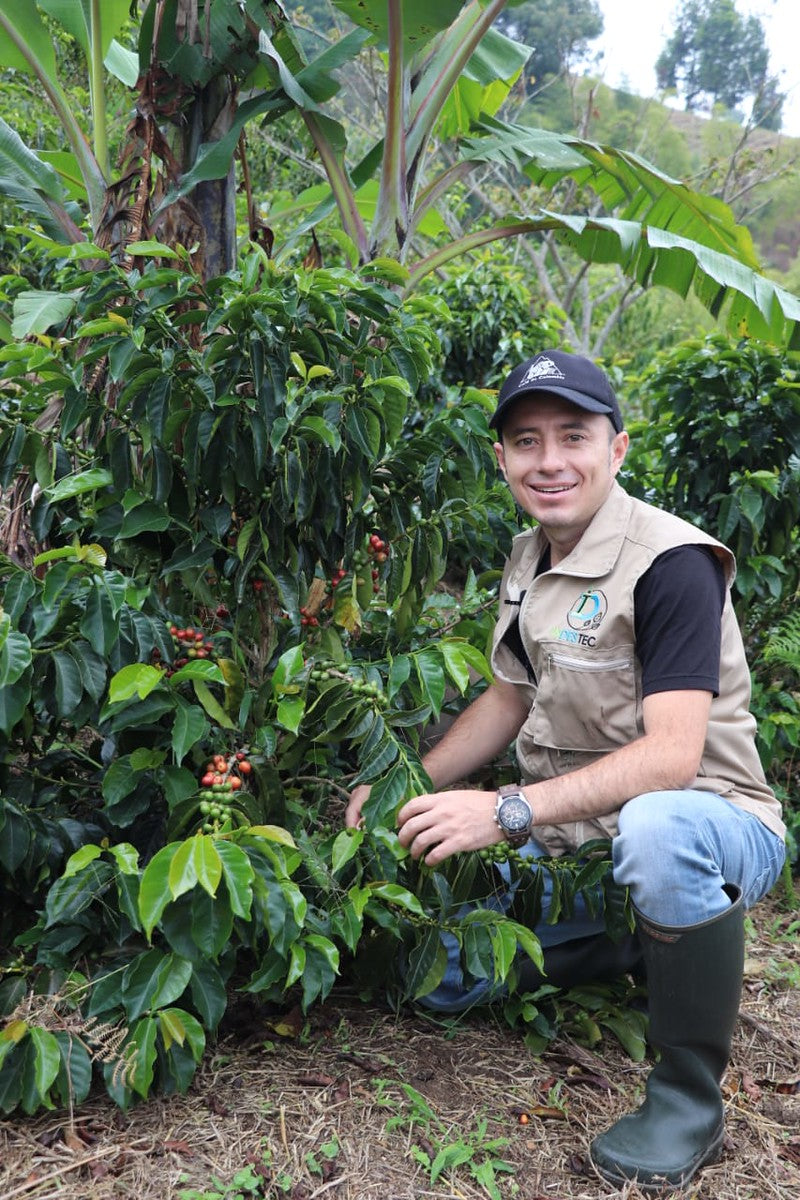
{"left": 439, "top": 640, "right": 470, "bottom": 693}
{"left": 161, "top": 765, "right": 199, "bottom": 812}
{"left": 125, "top": 1016, "right": 158, "bottom": 1098}
{"left": 160, "top": 1007, "right": 205, "bottom": 1061}
{"left": 108, "top": 663, "right": 163, "bottom": 704}
{"left": 0, "top": 1046, "right": 23, "bottom": 1113}
{"left": 118, "top": 502, "right": 170, "bottom": 539}
{"left": 158, "top": 1007, "right": 186, "bottom": 1050}
{"left": 12, "top": 288, "right": 80, "bottom": 337}
{"left": 331, "top": 828, "right": 364, "bottom": 875}
{"left": 191, "top": 679, "right": 235, "bottom": 729}
{"left": 271, "top": 644, "right": 305, "bottom": 695}
{"left": 53, "top": 1031, "right": 92, "bottom": 1106}
{"left": 599, "top": 1011, "right": 648, "bottom": 1061}
{"left": 490, "top": 921, "right": 518, "bottom": 981}
{"left": 189, "top": 888, "right": 233, "bottom": 958}
{"left": 122, "top": 950, "right": 193, "bottom": 1022}
{"left": 361, "top": 763, "right": 410, "bottom": 828}
{"left": 45, "top": 467, "right": 113, "bottom": 503}
{"left": 414, "top": 647, "right": 446, "bottom": 717}
{"left": 246, "top": 825, "right": 297, "bottom": 849}
{"left": 188, "top": 961, "right": 227, "bottom": 1031}
{"left": 44, "top": 861, "right": 114, "bottom": 927}
{"left": 166, "top": 838, "right": 198, "bottom": 900}
{"left": 72, "top": 640, "right": 107, "bottom": 701}
{"left": 406, "top": 927, "right": 448, "bottom": 1000}
{"left": 171, "top": 696, "right": 209, "bottom": 765}
{"left": 170, "top": 660, "right": 225, "bottom": 685}
{"left": 286, "top": 942, "right": 305, "bottom": 988}
{"left": 299, "top": 934, "right": 340, "bottom": 1007}
{"left": 0, "top": 625, "right": 31, "bottom": 688}
{"left": 21, "top": 1028, "right": 60, "bottom": 1114}
{"left": 80, "top": 582, "right": 118, "bottom": 654}
{"left": 101, "top": 756, "right": 139, "bottom": 812}
{"left": 216, "top": 840, "right": 254, "bottom": 919}
{"left": 0, "top": 801, "right": 32, "bottom": 871}
{"left": 276, "top": 695, "right": 305, "bottom": 734}
{"left": 138, "top": 844, "right": 176, "bottom": 939}
{"left": 353, "top": 735, "right": 398, "bottom": 784}
{"left": 62, "top": 844, "right": 103, "bottom": 879}
{"left": 367, "top": 881, "right": 425, "bottom": 917}
{"left": 330, "top": 897, "right": 364, "bottom": 953}
{"left": 52, "top": 648, "right": 83, "bottom": 715}
{"left": 193, "top": 835, "right": 223, "bottom": 898}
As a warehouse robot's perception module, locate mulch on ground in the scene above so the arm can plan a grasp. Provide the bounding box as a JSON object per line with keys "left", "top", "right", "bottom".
{"left": 2, "top": 894, "right": 799, "bottom": 1200}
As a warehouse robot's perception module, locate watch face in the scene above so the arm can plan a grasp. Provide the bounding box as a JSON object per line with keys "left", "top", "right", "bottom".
{"left": 499, "top": 796, "right": 530, "bottom": 833}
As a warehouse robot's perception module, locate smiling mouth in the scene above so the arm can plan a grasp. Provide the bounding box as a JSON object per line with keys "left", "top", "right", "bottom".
{"left": 531, "top": 483, "right": 576, "bottom": 494}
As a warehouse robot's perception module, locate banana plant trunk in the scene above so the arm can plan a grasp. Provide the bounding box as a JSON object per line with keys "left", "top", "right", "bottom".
{"left": 183, "top": 74, "right": 238, "bottom": 277}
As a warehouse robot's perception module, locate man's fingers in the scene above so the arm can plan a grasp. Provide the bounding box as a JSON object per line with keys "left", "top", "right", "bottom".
{"left": 396, "top": 794, "right": 434, "bottom": 826}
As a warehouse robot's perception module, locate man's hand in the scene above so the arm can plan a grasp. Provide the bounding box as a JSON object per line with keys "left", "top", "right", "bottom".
{"left": 396, "top": 789, "right": 502, "bottom": 866}
{"left": 345, "top": 784, "right": 370, "bottom": 829}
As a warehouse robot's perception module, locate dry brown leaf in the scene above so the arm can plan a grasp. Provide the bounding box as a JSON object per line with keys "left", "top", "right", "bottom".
{"left": 296, "top": 1071, "right": 335, "bottom": 1087}
{"left": 740, "top": 1069, "right": 763, "bottom": 1102}
{"left": 164, "top": 1139, "right": 193, "bottom": 1154}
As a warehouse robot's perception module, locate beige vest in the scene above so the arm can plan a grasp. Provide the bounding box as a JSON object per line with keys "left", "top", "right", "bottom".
{"left": 490, "top": 482, "right": 784, "bottom": 855}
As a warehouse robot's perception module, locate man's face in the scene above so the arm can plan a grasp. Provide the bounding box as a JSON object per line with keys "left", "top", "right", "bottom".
{"left": 493, "top": 394, "right": 629, "bottom": 559}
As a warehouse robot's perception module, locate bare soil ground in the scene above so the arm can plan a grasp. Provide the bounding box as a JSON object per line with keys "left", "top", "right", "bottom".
{"left": 2, "top": 894, "right": 799, "bottom": 1200}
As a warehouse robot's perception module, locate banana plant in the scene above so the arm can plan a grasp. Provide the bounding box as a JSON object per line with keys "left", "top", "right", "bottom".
{"left": 0, "top": 0, "right": 282, "bottom": 271}
{"left": 172, "top": 0, "right": 800, "bottom": 347}
{"left": 2, "top": 0, "right": 800, "bottom": 347}
{"left": 0, "top": 0, "right": 134, "bottom": 234}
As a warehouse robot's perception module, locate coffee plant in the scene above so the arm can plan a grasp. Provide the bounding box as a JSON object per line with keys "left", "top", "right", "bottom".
{"left": 621, "top": 334, "right": 800, "bottom": 612}
{"left": 0, "top": 247, "right": 631, "bottom": 1115}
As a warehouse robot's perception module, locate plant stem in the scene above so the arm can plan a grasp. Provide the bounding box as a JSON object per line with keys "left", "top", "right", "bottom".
{"left": 89, "top": 0, "right": 111, "bottom": 179}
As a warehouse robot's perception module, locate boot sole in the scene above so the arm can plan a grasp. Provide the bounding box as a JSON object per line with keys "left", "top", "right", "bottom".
{"left": 591, "top": 1122, "right": 724, "bottom": 1192}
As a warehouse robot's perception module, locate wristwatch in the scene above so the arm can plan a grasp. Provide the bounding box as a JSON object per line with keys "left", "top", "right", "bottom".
{"left": 494, "top": 784, "right": 534, "bottom": 847}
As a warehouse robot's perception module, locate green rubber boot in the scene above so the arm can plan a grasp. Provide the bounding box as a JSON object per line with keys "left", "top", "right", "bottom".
{"left": 516, "top": 929, "right": 642, "bottom": 992}
{"left": 590, "top": 886, "right": 743, "bottom": 1192}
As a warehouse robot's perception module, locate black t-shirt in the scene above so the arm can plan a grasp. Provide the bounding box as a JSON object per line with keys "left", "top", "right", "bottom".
{"left": 502, "top": 543, "right": 725, "bottom": 697}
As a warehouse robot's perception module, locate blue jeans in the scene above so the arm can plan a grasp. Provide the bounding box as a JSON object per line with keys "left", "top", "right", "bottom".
{"left": 417, "top": 790, "right": 785, "bottom": 1012}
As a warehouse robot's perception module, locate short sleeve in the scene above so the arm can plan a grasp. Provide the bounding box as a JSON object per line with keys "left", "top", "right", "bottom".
{"left": 634, "top": 545, "right": 726, "bottom": 698}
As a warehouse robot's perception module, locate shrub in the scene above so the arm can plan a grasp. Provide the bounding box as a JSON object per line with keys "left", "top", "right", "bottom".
{"left": 0, "top": 249, "right": 625, "bottom": 1114}
{"left": 621, "top": 334, "right": 800, "bottom": 613}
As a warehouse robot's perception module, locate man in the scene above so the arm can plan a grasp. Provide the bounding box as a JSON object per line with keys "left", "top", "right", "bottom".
{"left": 345, "top": 350, "right": 785, "bottom": 1191}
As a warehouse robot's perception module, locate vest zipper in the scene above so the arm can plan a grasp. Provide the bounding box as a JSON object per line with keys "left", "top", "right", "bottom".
{"left": 549, "top": 652, "right": 632, "bottom": 671}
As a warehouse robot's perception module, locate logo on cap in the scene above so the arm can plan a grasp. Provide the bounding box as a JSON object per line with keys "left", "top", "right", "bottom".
{"left": 518, "top": 356, "right": 565, "bottom": 389}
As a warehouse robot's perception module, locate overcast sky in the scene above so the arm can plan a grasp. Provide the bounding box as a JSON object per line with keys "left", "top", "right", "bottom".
{"left": 593, "top": 0, "right": 800, "bottom": 136}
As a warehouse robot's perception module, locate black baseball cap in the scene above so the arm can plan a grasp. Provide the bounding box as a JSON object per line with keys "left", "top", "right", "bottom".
{"left": 490, "top": 350, "right": 624, "bottom": 434}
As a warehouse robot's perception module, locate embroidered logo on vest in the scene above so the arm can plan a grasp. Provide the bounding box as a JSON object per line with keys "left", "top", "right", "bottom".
{"left": 567, "top": 589, "right": 608, "bottom": 631}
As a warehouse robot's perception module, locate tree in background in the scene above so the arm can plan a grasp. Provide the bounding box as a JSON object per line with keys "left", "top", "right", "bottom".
{"left": 494, "top": 0, "right": 603, "bottom": 94}
{"left": 655, "top": 0, "right": 783, "bottom": 128}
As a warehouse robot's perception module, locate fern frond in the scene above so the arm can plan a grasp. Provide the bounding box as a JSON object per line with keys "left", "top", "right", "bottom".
{"left": 763, "top": 609, "right": 800, "bottom": 674}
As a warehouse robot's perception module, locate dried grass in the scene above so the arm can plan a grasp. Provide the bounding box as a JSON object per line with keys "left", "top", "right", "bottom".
{"left": 1, "top": 896, "right": 798, "bottom": 1200}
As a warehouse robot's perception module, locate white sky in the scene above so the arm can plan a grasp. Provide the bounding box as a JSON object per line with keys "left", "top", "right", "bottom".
{"left": 593, "top": 0, "right": 800, "bottom": 136}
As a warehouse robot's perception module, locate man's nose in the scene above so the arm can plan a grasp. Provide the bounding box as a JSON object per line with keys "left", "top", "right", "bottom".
{"left": 536, "top": 438, "right": 566, "bottom": 471}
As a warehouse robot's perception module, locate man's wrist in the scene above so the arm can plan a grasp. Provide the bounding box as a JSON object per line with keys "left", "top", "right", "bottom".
{"left": 494, "top": 783, "right": 535, "bottom": 846}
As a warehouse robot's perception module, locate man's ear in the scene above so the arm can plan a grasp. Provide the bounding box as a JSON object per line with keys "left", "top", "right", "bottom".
{"left": 610, "top": 430, "right": 629, "bottom": 474}
{"left": 493, "top": 440, "right": 507, "bottom": 477}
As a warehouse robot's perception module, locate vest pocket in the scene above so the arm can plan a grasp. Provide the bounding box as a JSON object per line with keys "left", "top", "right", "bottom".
{"left": 528, "top": 643, "right": 641, "bottom": 752}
